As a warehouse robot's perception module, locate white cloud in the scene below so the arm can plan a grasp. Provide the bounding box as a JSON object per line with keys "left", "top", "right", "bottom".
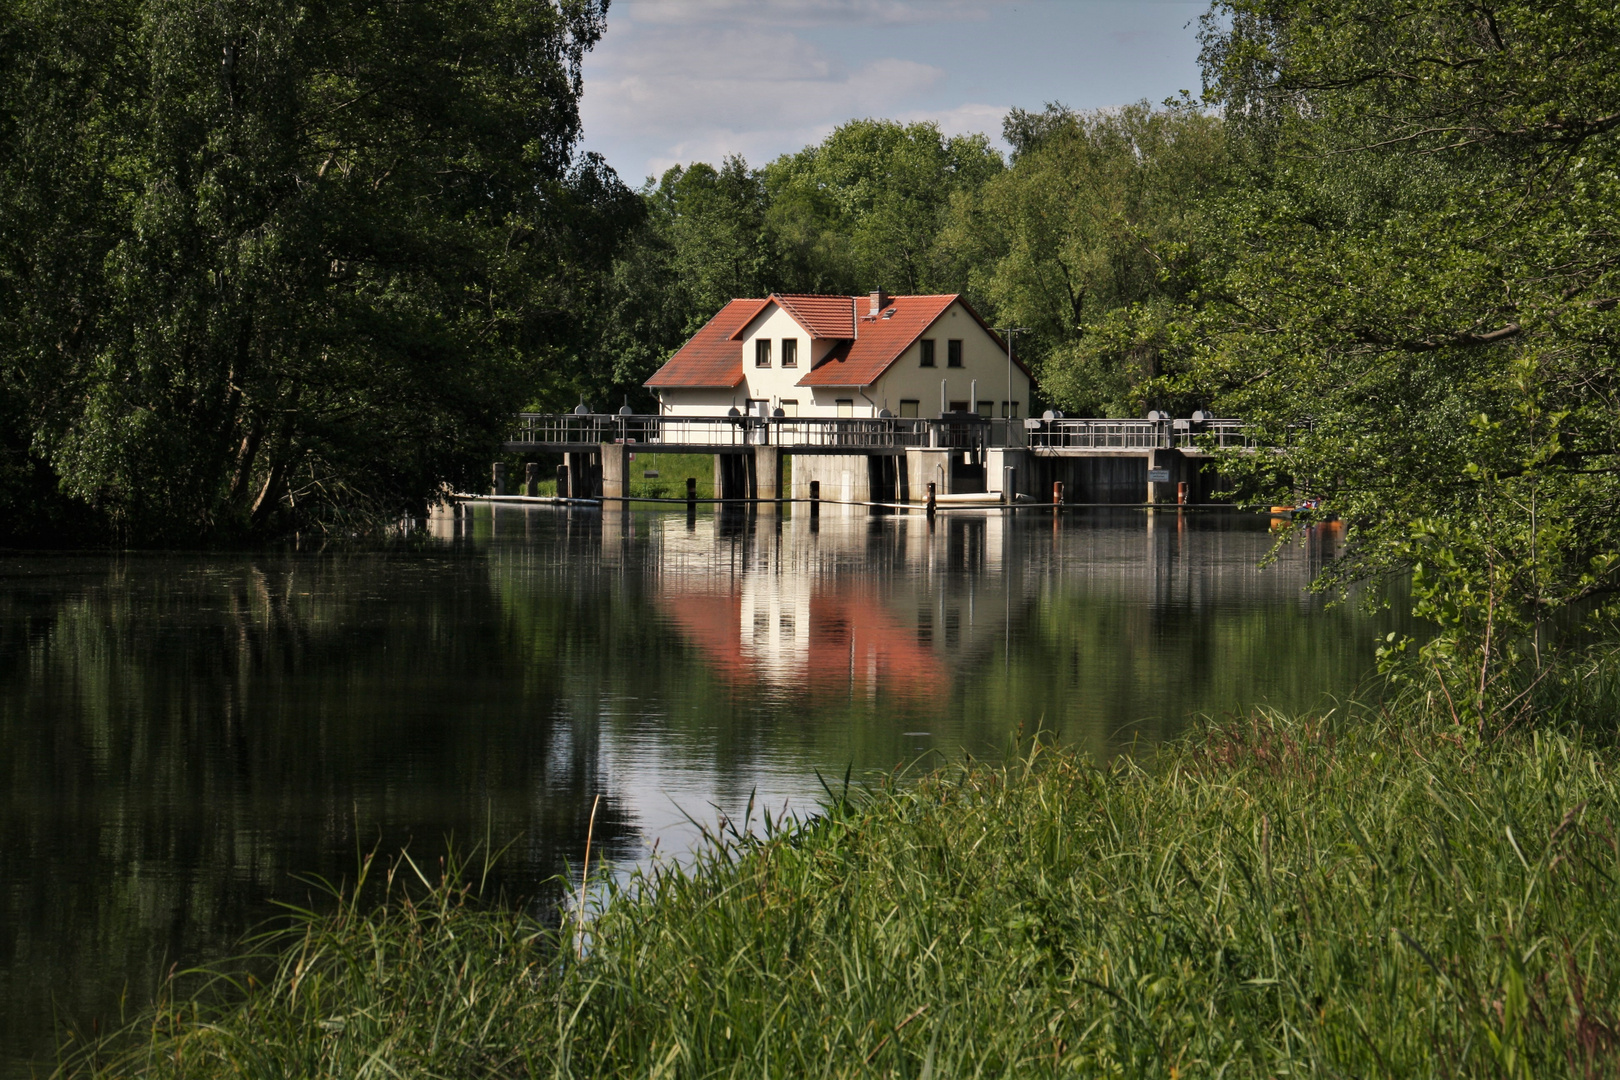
{"left": 900, "top": 102, "right": 1011, "bottom": 143}
{"left": 622, "top": 0, "right": 1005, "bottom": 28}
{"left": 582, "top": 21, "right": 954, "bottom": 177}
{"left": 578, "top": 0, "right": 1204, "bottom": 179}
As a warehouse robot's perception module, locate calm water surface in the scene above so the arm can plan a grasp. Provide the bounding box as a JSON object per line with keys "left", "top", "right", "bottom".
{"left": 0, "top": 505, "right": 1403, "bottom": 1073}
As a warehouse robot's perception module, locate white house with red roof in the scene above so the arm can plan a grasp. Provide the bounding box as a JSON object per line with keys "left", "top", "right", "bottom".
{"left": 646, "top": 291, "right": 1032, "bottom": 420}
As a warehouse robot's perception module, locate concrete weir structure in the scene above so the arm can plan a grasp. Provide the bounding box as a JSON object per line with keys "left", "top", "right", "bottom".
{"left": 487, "top": 292, "right": 1248, "bottom": 507}
{"left": 499, "top": 413, "right": 1248, "bottom": 506}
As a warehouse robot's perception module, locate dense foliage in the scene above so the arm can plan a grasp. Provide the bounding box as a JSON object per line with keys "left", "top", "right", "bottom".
{"left": 953, "top": 102, "right": 1230, "bottom": 415}
{"left": 0, "top": 0, "right": 636, "bottom": 542}
{"left": 6, "top": 0, "right": 1617, "bottom": 707}
{"left": 596, "top": 120, "right": 1008, "bottom": 393}
{"left": 1180, "top": 0, "right": 1620, "bottom": 723}
{"left": 62, "top": 690, "right": 1620, "bottom": 1077}
{"left": 597, "top": 111, "right": 1228, "bottom": 419}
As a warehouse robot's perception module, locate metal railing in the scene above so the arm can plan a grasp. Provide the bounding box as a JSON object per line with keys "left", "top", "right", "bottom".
{"left": 1026, "top": 418, "right": 1166, "bottom": 450}
{"left": 508, "top": 413, "right": 1245, "bottom": 452}
{"left": 1024, "top": 417, "right": 1250, "bottom": 451}
{"left": 507, "top": 413, "right": 1024, "bottom": 450}
{"left": 1182, "top": 418, "right": 1251, "bottom": 449}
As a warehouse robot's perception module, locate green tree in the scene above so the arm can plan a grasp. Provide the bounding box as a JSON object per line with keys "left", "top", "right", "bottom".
{"left": 764, "top": 119, "right": 1003, "bottom": 296}
{"left": 591, "top": 157, "right": 772, "bottom": 401}
{"left": 0, "top": 0, "right": 631, "bottom": 541}
{"left": 949, "top": 102, "right": 1230, "bottom": 416}
{"left": 1186, "top": 0, "right": 1620, "bottom": 722}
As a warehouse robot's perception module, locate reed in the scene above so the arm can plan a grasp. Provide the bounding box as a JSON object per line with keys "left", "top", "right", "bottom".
{"left": 61, "top": 695, "right": 1620, "bottom": 1078}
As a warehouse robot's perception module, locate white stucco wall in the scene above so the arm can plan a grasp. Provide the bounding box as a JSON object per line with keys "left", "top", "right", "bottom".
{"left": 870, "top": 303, "right": 1031, "bottom": 419}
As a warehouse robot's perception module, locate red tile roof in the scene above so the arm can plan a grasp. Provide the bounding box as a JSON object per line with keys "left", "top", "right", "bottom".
{"left": 797, "top": 294, "right": 1028, "bottom": 387}
{"left": 754, "top": 294, "right": 856, "bottom": 340}
{"left": 644, "top": 298, "right": 767, "bottom": 388}
{"left": 646, "top": 293, "right": 1029, "bottom": 391}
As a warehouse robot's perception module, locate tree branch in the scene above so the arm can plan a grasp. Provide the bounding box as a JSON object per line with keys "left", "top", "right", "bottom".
{"left": 1357, "top": 322, "right": 1522, "bottom": 352}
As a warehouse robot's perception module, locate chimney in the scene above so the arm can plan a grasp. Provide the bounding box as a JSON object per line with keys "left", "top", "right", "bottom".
{"left": 868, "top": 290, "right": 887, "bottom": 316}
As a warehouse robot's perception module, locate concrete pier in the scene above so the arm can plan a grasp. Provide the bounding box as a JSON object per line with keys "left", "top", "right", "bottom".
{"left": 600, "top": 442, "right": 630, "bottom": 500}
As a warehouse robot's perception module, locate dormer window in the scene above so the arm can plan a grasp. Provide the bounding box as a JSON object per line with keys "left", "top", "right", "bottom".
{"left": 755, "top": 339, "right": 772, "bottom": 367}
{"left": 781, "top": 338, "right": 798, "bottom": 368}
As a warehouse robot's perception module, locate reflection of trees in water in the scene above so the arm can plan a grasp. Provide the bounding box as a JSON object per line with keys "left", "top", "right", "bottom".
{"left": 0, "top": 509, "right": 1404, "bottom": 1073}
{"left": 478, "top": 505, "right": 1403, "bottom": 777}
{"left": 0, "top": 553, "right": 634, "bottom": 1070}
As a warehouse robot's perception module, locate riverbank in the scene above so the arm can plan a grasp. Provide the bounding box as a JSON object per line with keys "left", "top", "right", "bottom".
{"left": 63, "top": 697, "right": 1620, "bottom": 1078}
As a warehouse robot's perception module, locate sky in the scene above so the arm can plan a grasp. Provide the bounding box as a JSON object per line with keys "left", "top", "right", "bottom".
{"left": 578, "top": 0, "right": 1210, "bottom": 185}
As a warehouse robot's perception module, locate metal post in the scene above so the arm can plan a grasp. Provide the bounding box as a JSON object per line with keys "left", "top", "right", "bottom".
{"left": 1178, "top": 481, "right": 1188, "bottom": 506}
{"left": 1053, "top": 480, "right": 1064, "bottom": 506}
{"left": 926, "top": 481, "right": 936, "bottom": 519}
{"left": 994, "top": 326, "right": 1029, "bottom": 441}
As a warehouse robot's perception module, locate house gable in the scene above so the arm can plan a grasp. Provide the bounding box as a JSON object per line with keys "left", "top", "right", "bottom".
{"left": 647, "top": 292, "right": 1034, "bottom": 418}
{"left": 796, "top": 295, "right": 1027, "bottom": 388}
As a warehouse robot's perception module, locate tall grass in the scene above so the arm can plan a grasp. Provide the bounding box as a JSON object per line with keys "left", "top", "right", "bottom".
{"left": 62, "top": 704, "right": 1620, "bottom": 1078}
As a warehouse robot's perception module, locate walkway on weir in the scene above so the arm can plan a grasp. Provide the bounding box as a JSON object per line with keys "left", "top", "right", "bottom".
{"left": 498, "top": 412, "right": 1249, "bottom": 505}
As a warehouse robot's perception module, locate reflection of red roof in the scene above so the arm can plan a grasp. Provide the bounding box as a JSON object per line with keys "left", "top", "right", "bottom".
{"left": 805, "top": 592, "right": 945, "bottom": 698}
{"left": 660, "top": 590, "right": 754, "bottom": 682}
{"left": 645, "top": 298, "right": 767, "bottom": 388}
{"left": 659, "top": 585, "right": 946, "bottom": 699}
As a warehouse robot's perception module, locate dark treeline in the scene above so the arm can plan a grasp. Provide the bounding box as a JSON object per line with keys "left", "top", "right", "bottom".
{"left": 3, "top": 0, "right": 1619, "bottom": 713}
{"left": 0, "top": 0, "right": 639, "bottom": 543}
{"left": 0, "top": 0, "right": 1233, "bottom": 544}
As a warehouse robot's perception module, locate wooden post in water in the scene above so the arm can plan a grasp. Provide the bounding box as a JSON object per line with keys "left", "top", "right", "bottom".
{"left": 524, "top": 462, "right": 539, "bottom": 497}
{"left": 1177, "top": 481, "right": 1188, "bottom": 506}
{"left": 685, "top": 477, "right": 697, "bottom": 507}
{"left": 1053, "top": 480, "right": 1065, "bottom": 506}
{"left": 809, "top": 479, "right": 820, "bottom": 515}
{"left": 926, "top": 481, "right": 936, "bottom": 519}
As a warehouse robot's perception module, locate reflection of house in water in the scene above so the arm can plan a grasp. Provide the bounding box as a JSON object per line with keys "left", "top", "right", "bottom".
{"left": 653, "top": 511, "right": 1006, "bottom": 700}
